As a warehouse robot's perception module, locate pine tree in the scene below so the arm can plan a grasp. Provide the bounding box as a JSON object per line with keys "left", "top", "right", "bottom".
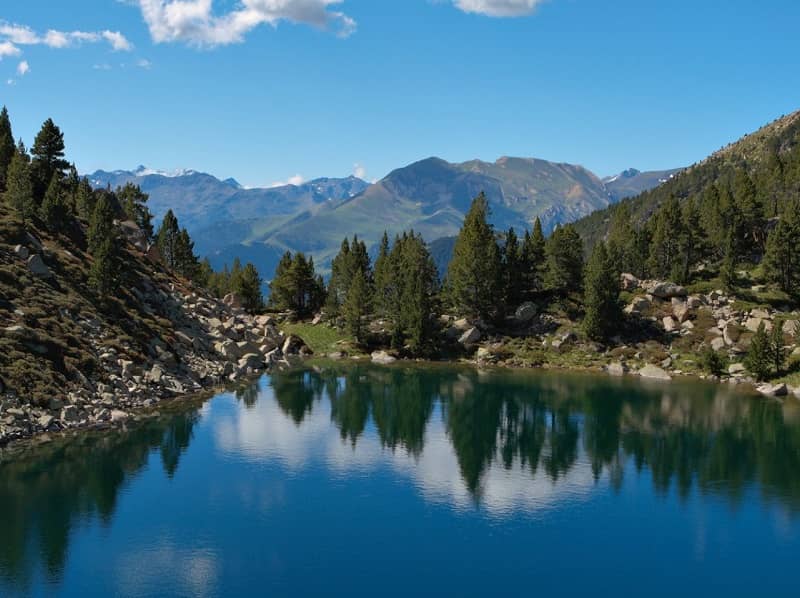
{"left": 236, "top": 263, "right": 263, "bottom": 314}
{"left": 0, "top": 106, "right": 15, "bottom": 192}
{"left": 647, "top": 196, "right": 683, "bottom": 280}
{"left": 582, "top": 242, "right": 622, "bottom": 341}
{"left": 117, "top": 182, "right": 154, "bottom": 241}
{"left": 326, "top": 237, "right": 352, "bottom": 316}
{"left": 174, "top": 228, "right": 200, "bottom": 279}
{"left": 343, "top": 267, "right": 369, "bottom": 344}
{"left": 744, "top": 322, "right": 772, "bottom": 382}
{"left": 87, "top": 193, "right": 116, "bottom": 255}
{"left": 502, "top": 227, "right": 523, "bottom": 309}
{"left": 521, "top": 217, "right": 546, "bottom": 296}
{"left": 88, "top": 236, "right": 119, "bottom": 297}
{"left": 30, "top": 118, "right": 69, "bottom": 201}
{"left": 156, "top": 210, "right": 180, "bottom": 268}
{"left": 769, "top": 324, "right": 786, "bottom": 376}
{"left": 75, "top": 177, "right": 96, "bottom": 220}
{"left": 3, "top": 141, "right": 35, "bottom": 223}
{"left": 39, "top": 174, "right": 68, "bottom": 232}
{"left": 545, "top": 224, "right": 584, "bottom": 294}
{"left": 373, "top": 231, "right": 391, "bottom": 316}
{"left": 196, "top": 258, "right": 214, "bottom": 288}
{"left": 673, "top": 197, "right": 704, "bottom": 284}
{"left": 380, "top": 232, "right": 439, "bottom": 353}
{"left": 734, "top": 170, "right": 765, "bottom": 254}
{"left": 445, "top": 193, "right": 501, "bottom": 321}
{"left": 87, "top": 195, "right": 120, "bottom": 297}
{"left": 763, "top": 199, "right": 800, "bottom": 296}
{"left": 268, "top": 252, "right": 324, "bottom": 316}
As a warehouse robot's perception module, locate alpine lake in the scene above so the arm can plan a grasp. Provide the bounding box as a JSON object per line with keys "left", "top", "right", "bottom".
{"left": 2, "top": 361, "right": 799, "bottom": 597}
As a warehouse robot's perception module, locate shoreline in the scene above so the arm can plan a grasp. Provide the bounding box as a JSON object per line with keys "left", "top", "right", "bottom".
{"left": 4, "top": 344, "right": 796, "bottom": 455}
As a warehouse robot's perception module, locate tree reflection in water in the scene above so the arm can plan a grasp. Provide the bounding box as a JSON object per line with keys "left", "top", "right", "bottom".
{"left": 3, "top": 363, "right": 800, "bottom": 592}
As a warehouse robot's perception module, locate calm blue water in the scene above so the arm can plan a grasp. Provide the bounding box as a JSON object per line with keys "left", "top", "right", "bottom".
{"left": 2, "top": 362, "right": 799, "bottom": 597}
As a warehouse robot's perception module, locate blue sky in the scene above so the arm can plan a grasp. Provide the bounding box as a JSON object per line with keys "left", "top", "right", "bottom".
{"left": 1, "top": 0, "right": 798, "bottom": 188}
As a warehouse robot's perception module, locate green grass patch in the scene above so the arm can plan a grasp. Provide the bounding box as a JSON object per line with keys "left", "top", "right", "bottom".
{"left": 282, "top": 322, "right": 357, "bottom": 355}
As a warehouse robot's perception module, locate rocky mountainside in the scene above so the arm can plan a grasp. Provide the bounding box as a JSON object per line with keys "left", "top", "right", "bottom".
{"left": 0, "top": 201, "right": 310, "bottom": 446}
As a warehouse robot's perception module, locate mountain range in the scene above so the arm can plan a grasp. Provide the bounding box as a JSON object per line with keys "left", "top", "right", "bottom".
{"left": 89, "top": 159, "right": 679, "bottom": 280}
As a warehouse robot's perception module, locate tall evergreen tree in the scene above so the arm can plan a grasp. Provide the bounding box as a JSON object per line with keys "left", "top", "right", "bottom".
{"left": 769, "top": 324, "right": 786, "bottom": 376}
{"left": 30, "top": 118, "right": 69, "bottom": 201}
{"left": 39, "top": 173, "right": 68, "bottom": 232}
{"left": 343, "top": 267, "right": 369, "bottom": 344}
{"left": 502, "top": 227, "right": 523, "bottom": 309}
{"left": 744, "top": 322, "right": 772, "bottom": 382}
{"left": 75, "top": 177, "right": 96, "bottom": 220}
{"left": 117, "top": 182, "right": 154, "bottom": 241}
{"left": 156, "top": 210, "right": 180, "bottom": 268}
{"left": 236, "top": 263, "right": 264, "bottom": 314}
{"left": 87, "top": 195, "right": 120, "bottom": 297}
{"left": 446, "top": 193, "right": 501, "bottom": 320}
{"left": 763, "top": 199, "right": 800, "bottom": 296}
{"left": 0, "top": 106, "right": 15, "bottom": 192}
{"left": 268, "top": 252, "right": 324, "bottom": 316}
{"left": 3, "top": 141, "right": 35, "bottom": 223}
{"left": 582, "top": 242, "right": 622, "bottom": 341}
{"left": 373, "top": 231, "right": 391, "bottom": 316}
{"left": 521, "top": 217, "right": 546, "bottom": 296}
{"left": 647, "top": 195, "right": 683, "bottom": 280}
{"left": 545, "top": 224, "right": 584, "bottom": 294}
{"left": 734, "top": 169, "right": 765, "bottom": 254}
{"left": 87, "top": 193, "right": 117, "bottom": 255}
{"left": 88, "top": 236, "right": 120, "bottom": 297}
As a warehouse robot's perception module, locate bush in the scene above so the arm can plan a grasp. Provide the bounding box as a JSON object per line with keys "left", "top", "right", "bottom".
{"left": 700, "top": 347, "right": 728, "bottom": 376}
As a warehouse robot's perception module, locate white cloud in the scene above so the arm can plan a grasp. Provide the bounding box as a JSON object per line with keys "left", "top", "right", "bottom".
{"left": 16, "top": 60, "right": 29, "bottom": 76}
{"left": 269, "top": 174, "right": 305, "bottom": 188}
{"left": 0, "top": 41, "right": 21, "bottom": 59}
{"left": 0, "top": 21, "right": 132, "bottom": 51}
{"left": 6, "top": 78, "right": 15, "bottom": 86}
{"left": 130, "top": 0, "right": 356, "bottom": 47}
{"left": 453, "top": 0, "right": 545, "bottom": 17}
{"left": 136, "top": 58, "right": 153, "bottom": 69}
{"left": 353, "top": 162, "right": 366, "bottom": 179}
{"left": 93, "top": 63, "right": 113, "bottom": 70}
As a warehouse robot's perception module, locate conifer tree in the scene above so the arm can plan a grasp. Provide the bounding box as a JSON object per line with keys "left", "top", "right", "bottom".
{"left": 763, "top": 199, "right": 800, "bottom": 296}
{"left": 3, "top": 141, "right": 36, "bottom": 223}
{"left": 502, "top": 227, "right": 523, "bottom": 309}
{"left": 734, "top": 170, "right": 765, "bottom": 254}
{"left": 87, "top": 195, "right": 120, "bottom": 297}
{"left": 381, "top": 232, "right": 439, "bottom": 353}
{"left": 373, "top": 231, "right": 391, "bottom": 316}
{"left": 174, "top": 228, "right": 200, "bottom": 279}
{"left": 30, "top": 118, "right": 69, "bottom": 201}
{"left": 647, "top": 196, "right": 683, "bottom": 280}
{"left": 156, "top": 210, "right": 180, "bottom": 268}
{"left": 75, "top": 177, "right": 96, "bottom": 220}
{"left": 343, "top": 267, "right": 369, "bottom": 344}
{"left": 326, "top": 237, "right": 351, "bottom": 316}
{"left": 769, "top": 324, "right": 786, "bottom": 376}
{"left": 521, "top": 217, "right": 546, "bottom": 296}
{"left": 744, "top": 322, "right": 772, "bottom": 382}
{"left": 89, "top": 236, "right": 119, "bottom": 297}
{"left": 237, "top": 263, "right": 264, "bottom": 314}
{"left": 39, "top": 173, "right": 67, "bottom": 232}
{"left": 87, "top": 193, "right": 116, "bottom": 255}
{"left": 0, "top": 106, "right": 15, "bottom": 192}
{"left": 445, "top": 193, "right": 500, "bottom": 320}
{"left": 117, "top": 182, "right": 154, "bottom": 241}
{"left": 582, "top": 242, "right": 622, "bottom": 341}
{"left": 268, "top": 252, "right": 324, "bottom": 316}
{"left": 545, "top": 224, "right": 584, "bottom": 294}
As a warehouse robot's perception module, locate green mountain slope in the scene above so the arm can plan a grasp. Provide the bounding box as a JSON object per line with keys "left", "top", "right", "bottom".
{"left": 574, "top": 110, "right": 800, "bottom": 248}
